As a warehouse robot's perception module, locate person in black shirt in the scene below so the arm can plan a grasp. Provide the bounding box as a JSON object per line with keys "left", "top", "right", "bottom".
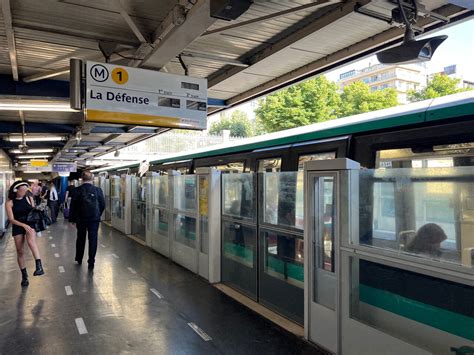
{"left": 69, "top": 171, "right": 105, "bottom": 270}
{"left": 5, "top": 181, "right": 45, "bottom": 287}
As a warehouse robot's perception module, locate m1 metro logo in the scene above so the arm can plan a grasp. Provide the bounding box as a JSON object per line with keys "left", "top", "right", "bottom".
{"left": 90, "top": 64, "right": 109, "bottom": 82}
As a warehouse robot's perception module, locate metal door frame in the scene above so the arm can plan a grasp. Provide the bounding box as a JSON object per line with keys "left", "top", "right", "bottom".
{"left": 304, "top": 158, "right": 360, "bottom": 354}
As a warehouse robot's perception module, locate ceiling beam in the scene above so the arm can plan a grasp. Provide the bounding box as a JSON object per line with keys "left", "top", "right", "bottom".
{"left": 201, "top": 0, "right": 336, "bottom": 37}
{"left": 137, "top": 0, "right": 217, "bottom": 69}
{"left": 1, "top": 0, "right": 19, "bottom": 81}
{"left": 208, "top": 0, "right": 368, "bottom": 88}
{"left": 115, "top": 0, "right": 148, "bottom": 44}
{"left": 224, "top": 4, "right": 471, "bottom": 108}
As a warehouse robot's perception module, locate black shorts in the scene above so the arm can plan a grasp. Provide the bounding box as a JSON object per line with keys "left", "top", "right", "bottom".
{"left": 12, "top": 222, "right": 34, "bottom": 237}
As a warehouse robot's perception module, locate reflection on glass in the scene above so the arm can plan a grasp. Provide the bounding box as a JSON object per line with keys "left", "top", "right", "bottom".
{"left": 174, "top": 175, "right": 196, "bottom": 212}
{"left": 264, "top": 232, "right": 304, "bottom": 288}
{"left": 174, "top": 214, "right": 196, "bottom": 248}
{"left": 222, "top": 173, "right": 254, "bottom": 220}
{"left": 156, "top": 176, "right": 168, "bottom": 206}
{"left": 263, "top": 172, "right": 304, "bottom": 229}
{"left": 258, "top": 158, "right": 281, "bottom": 172}
{"left": 358, "top": 167, "right": 474, "bottom": 267}
{"left": 154, "top": 208, "right": 168, "bottom": 237}
{"left": 222, "top": 221, "right": 255, "bottom": 268}
{"left": 298, "top": 152, "right": 336, "bottom": 170}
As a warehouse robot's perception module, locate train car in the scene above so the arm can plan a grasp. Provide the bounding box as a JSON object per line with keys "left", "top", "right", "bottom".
{"left": 95, "top": 91, "right": 474, "bottom": 354}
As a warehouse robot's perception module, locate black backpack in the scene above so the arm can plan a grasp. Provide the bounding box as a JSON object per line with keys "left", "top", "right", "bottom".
{"left": 78, "top": 186, "right": 100, "bottom": 220}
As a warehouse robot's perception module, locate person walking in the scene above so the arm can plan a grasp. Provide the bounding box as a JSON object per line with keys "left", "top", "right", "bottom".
{"left": 47, "top": 181, "right": 59, "bottom": 224}
{"left": 5, "top": 181, "right": 45, "bottom": 287}
{"left": 69, "top": 171, "right": 105, "bottom": 270}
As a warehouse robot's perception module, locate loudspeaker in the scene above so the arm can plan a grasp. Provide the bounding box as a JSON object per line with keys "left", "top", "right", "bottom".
{"left": 210, "top": 0, "right": 252, "bottom": 21}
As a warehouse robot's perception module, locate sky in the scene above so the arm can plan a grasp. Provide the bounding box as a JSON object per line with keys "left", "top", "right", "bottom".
{"left": 207, "top": 18, "right": 474, "bottom": 127}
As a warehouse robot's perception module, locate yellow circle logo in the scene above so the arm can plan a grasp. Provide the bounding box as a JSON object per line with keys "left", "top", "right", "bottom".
{"left": 111, "top": 67, "right": 128, "bottom": 85}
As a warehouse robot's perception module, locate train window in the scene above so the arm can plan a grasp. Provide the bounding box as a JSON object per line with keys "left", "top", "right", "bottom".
{"left": 358, "top": 168, "right": 473, "bottom": 268}
{"left": 211, "top": 162, "right": 244, "bottom": 174}
{"left": 258, "top": 158, "right": 281, "bottom": 172}
{"left": 376, "top": 143, "right": 474, "bottom": 168}
{"left": 298, "top": 152, "right": 336, "bottom": 170}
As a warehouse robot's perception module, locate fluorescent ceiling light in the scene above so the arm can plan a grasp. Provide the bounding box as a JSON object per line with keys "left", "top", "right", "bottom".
{"left": 11, "top": 148, "right": 54, "bottom": 153}
{"left": 22, "top": 171, "right": 43, "bottom": 174}
{"left": 17, "top": 155, "right": 51, "bottom": 159}
{"left": 7, "top": 136, "right": 65, "bottom": 142}
{"left": 0, "top": 96, "right": 76, "bottom": 112}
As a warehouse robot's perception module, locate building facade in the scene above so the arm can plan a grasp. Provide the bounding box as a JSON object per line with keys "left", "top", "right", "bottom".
{"left": 338, "top": 63, "right": 425, "bottom": 104}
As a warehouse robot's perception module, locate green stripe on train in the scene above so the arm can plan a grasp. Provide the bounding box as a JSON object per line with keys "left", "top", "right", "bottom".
{"left": 360, "top": 284, "right": 474, "bottom": 341}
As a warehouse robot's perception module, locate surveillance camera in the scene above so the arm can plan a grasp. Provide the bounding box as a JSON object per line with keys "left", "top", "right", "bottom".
{"left": 377, "top": 34, "right": 447, "bottom": 64}
{"left": 19, "top": 144, "right": 29, "bottom": 153}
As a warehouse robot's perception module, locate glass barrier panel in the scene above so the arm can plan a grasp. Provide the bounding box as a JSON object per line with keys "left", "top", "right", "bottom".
{"left": 221, "top": 220, "right": 257, "bottom": 299}
{"left": 153, "top": 208, "right": 168, "bottom": 238}
{"left": 358, "top": 167, "right": 474, "bottom": 268}
{"left": 263, "top": 231, "right": 304, "bottom": 288}
{"left": 174, "top": 175, "right": 197, "bottom": 213}
{"left": 262, "top": 172, "right": 304, "bottom": 229}
{"left": 152, "top": 176, "right": 168, "bottom": 206}
{"left": 110, "top": 177, "right": 120, "bottom": 198}
{"left": 174, "top": 214, "right": 196, "bottom": 248}
{"left": 222, "top": 221, "right": 256, "bottom": 268}
{"left": 350, "top": 257, "right": 474, "bottom": 351}
{"left": 222, "top": 173, "right": 255, "bottom": 220}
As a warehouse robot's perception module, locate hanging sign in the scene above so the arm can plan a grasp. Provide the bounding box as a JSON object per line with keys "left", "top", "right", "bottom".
{"left": 30, "top": 160, "right": 49, "bottom": 167}
{"left": 52, "top": 163, "right": 77, "bottom": 173}
{"left": 85, "top": 61, "right": 207, "bottom": 130}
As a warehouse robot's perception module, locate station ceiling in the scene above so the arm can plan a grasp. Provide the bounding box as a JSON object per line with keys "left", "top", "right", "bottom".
{"left": 0, "top": 0, "right": 472, "bottom": 171}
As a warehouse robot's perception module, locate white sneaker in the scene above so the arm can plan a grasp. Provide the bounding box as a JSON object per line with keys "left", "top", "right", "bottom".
{"left": 37, "top": 232, "right": 42, "bottom": 237}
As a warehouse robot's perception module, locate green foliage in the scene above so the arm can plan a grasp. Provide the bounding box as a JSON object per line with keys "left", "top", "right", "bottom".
{"left": 209, "top": 110, "right": 255, "bottom": 137}
{"left": 408, "top": 74, "right": 471, "bottom": 102}
{"left": 254, "top": 76, "right": 399, "bottom": 133}
{"left": 340, "top": 81, "right": 398, "bottom": 116}
{"left": 254, "top": 76, "right": 341, "bottom": 133}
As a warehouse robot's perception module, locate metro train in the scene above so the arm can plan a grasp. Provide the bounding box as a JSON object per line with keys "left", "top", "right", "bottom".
{"left": 93, "top": 91, "right": 474, "bottom": 354}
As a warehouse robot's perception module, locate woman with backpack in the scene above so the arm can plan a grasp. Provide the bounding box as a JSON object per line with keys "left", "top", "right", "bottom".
{"left": 5, "top": 181, "right": 45, "bottom": 287}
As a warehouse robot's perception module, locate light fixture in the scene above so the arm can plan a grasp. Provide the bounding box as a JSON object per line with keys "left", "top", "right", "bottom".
{"left": 17, "top": 155, "right": 51, "bottom": 159}
{"left": 0, "top": 96, "right": 77, "bottom": 112}
{"left": 7, "top": 136, "right": 65, "bottom": 142}
{"left": 22, "top": 171, "right": 43, "bottom": 174}
{"left": 10, "top": 148, "right": 54, "bottom": 153}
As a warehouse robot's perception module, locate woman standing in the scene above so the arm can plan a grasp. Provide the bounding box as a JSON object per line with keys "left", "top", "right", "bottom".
{"left": 5, "top": 181, "right": 45, "bottom": 287}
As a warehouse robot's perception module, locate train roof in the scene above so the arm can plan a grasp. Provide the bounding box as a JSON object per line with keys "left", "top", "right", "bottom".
{"left": 94, "top": 91, "right": 474, "bottom": 173}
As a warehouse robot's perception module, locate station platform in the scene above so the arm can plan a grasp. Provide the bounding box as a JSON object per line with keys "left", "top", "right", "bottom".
{"left": 0, "top": 218, "right": 321, "bottom": 354}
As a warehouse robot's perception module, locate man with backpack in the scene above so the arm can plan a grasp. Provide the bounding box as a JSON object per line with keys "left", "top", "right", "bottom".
{"left": 69, "top": 171, "right": 105, "bottom": 270}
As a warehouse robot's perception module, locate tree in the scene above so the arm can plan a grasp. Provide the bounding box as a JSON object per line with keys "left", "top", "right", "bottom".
{"left": 339, "top": 81, "right": 398, "bottom": 116}
{"left": 408, "top": 74, "right": 471, "bottom": 102}
{"left": 209, "top": 110, "right": 254, "bottom": 137}
{"left": 254, "top": 76, "right": 341, "bottom": 133}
